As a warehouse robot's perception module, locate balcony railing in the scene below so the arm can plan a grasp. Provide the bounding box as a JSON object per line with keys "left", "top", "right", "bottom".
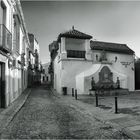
{"left": 0, "top": 24, "right": 12, "bottom": 53}
{"left": 67, "top": 50, "right": 85, "bottom": 58}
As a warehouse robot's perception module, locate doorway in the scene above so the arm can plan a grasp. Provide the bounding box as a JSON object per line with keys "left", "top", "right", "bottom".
{"left": 135, "top": 62, "right": 140, "bottom": 90}
{"left": 0, "top": 62, "right": 6, "bottom": 108}
{"left": 21, "top": 69, "right": 24, "bottom": 92}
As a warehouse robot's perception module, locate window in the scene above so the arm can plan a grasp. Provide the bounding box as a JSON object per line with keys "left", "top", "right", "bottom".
{"left": 67, "top": 50, "right": 85, "bottom": 58}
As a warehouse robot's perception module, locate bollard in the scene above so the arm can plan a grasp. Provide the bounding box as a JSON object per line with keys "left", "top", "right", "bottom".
{"left": 72, "top": 88, "right": 74, "bottom": 97}
{"left": 75, "top": 89, "right": 77, "bottom": 100}
{"left": 95, "top": 92, "right": 98, "bottom": 107}
{"left": 115, "top": 96, "right": 118, "bottom": 114}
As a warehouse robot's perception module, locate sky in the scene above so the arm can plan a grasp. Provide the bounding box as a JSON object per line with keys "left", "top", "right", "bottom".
{"left": 21, "top": 1, "right": 140, "bottom": 64}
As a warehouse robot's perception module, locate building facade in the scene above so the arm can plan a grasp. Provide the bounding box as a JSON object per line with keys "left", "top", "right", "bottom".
{"left": 28, "top": 33, "right": 41, "bottom": 86}
{"left": 49, "top": 27, "right": 135, "bottom": 95}
{"left": 0, "top": 0, "right": 31, "bottom": 108}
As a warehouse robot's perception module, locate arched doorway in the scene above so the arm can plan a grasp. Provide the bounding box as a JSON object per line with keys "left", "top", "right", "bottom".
{"left": 99, "top": 66, "right": 113, "bottom": 84}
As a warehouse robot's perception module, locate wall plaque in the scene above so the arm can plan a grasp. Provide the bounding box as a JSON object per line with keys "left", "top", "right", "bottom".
{"left": 120, "top": 61, "right": 133, "bottom": 68}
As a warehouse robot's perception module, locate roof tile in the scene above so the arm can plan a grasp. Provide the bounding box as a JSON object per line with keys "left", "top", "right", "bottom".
{"left": 90, "top": 40, "right": 134, "bottom": 54}
{"left": 57, "top": 27, "right": 92, "bottom": 41}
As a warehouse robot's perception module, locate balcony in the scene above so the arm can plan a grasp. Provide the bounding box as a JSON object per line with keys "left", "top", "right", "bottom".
{"left": 0, "top": 24, "right": 12, "bottom": 53}
{"left": 67, "top": 50, "right": 85, "bottom": 58}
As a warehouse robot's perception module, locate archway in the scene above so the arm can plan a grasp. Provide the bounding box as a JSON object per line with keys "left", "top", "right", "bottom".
{"left": 99, "top": 66, "right": 113, "bottom": 84}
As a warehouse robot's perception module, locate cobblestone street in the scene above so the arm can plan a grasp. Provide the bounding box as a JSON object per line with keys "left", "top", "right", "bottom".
{"left": 0, "top": 85, "right": 128, "bottom": 139}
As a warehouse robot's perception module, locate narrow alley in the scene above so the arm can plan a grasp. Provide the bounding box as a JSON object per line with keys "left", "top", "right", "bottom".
{"left": 0, "top": 85, "right": 127, "bottom": 139}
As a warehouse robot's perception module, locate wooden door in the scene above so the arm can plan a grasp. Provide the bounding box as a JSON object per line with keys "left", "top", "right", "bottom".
{"left": 0, "top": 62, "right": 6, "bottom": 108}
{"left": 0, "top": 64, "right": 1, "bottom": 107}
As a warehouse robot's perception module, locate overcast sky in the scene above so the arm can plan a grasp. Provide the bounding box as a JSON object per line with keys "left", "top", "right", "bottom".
{"left": 21, "top": 1, "right": 140, "bottom": 64}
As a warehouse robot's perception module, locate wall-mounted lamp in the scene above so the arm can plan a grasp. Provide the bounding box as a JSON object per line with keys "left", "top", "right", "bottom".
{"left": 131, "top": 67, "right": 134, "bottom": 71}
{"left": 115, "top": 56, "right": 117, "bottom": 62}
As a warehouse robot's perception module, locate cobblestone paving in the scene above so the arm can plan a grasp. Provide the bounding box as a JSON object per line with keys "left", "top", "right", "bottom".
{"left": 79, "top": 93, "right": 140, "bottom": 114}
{"left": 0, "top": 86, "right": 128, "bottom": 139}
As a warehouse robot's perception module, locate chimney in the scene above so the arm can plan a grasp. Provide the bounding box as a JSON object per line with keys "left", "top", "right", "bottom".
{"left": 72, "top": 26, "right": 74, "bottom": 30}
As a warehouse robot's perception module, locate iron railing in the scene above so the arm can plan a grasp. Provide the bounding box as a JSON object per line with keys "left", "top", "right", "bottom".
{"left": 67, "top": 50, "right": 85, "bottom": 58}
{"left": 0, "top": 24, "right": 12, "bottom": 53}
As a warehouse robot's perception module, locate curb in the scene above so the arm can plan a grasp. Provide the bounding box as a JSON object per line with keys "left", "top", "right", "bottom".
{"left": 121, "top": 127, "right": 140, "bottom": 139}
{"left": 0, "top": 88, "right": 31, "bottom": 137}
{"left": 93, "top": 115, "right": 140, "bottom": 139}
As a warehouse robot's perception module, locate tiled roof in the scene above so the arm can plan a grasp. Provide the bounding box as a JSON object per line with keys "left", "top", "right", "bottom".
{"left": 57, "top": 27, "right": 92, "bottom": 41}
{"left": 90, "top": 40, "right": 134, "bottom": 54}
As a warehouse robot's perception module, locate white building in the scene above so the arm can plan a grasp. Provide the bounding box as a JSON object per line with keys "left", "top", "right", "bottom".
{"left": 28, "top": 33, "right": 40, "bottom": 66}
{"left": 49, "top": 27, "right": 135, "bottom": 95}
{"left": 0, "top": 0, "right": 30, "bottom": 108}
{"left": 28, "top": 33, "right": 41, "bottom": 86}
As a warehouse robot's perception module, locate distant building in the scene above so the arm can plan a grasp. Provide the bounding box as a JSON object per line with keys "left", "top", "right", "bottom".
{"left": 28, "top": 33, "right": 41, "bottom": 86}
{"left": 49, "top": 27, "right": 135, "bottom": 95}
{"left": 42, "top": 62, "right": 51, "bottom": 83}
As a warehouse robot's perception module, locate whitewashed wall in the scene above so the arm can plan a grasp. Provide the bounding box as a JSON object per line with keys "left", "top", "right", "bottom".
{"left": 53, "top": 38, "right": 135, "bottom": 95}
{"left": 92, "top": 51, "right": 135, "bottom": 91}
{"left": 0, "top": 0, "right": 13, "bottom": 32}
{"left": 0, "top": 0, "right": 29, "bottom": 107}
{"left": 53, "top": 57, "right": 93, "bottom": 94}
{"left": 53, "top": 55, "right": 62, "bottom": 93}
{"left": 76, "top": 51, "right": 134, "bottom": 94}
